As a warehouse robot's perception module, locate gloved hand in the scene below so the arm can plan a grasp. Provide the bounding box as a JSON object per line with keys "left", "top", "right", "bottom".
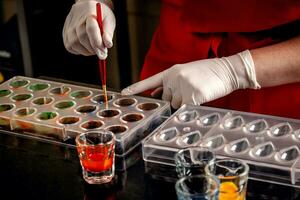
{"left": 121, "top": 50, "right": 261, "bottom": 109}
{"left": 63, "top": 0, "right": 115, "bottom": 59}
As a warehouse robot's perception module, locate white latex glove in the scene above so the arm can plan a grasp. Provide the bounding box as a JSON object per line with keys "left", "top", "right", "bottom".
{"left": 121, "top": 50, "right": 261, "bottom": 109}
{"left": 63, "top": 0, "right": 115, "bottom": 59}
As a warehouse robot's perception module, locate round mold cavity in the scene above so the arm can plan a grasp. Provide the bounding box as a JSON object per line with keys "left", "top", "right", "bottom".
{"left": 15, "top": 107, "right": 36, "bottom": 117}
{"left": 0, "top": 89, "right": 12, "bottom": 97}
{"left": 76, "top": 105, "right": 97, "bottom": 114}
{"left": 252, "top": 142, "right": 275, "bottom": 158}
{"left": 54, "top": 101, "right": 75, "bottom": 110}
{"left": 178, "top": 131, "right": 201, "bottom": 146}
{"left": 137, "top": 102, "right": 159, "bottom": 111}
{"left": 203, "top": 135, "right": 225, "bottom": 150}
{"left": 114, "top": 98, "right": 136, "bottom": 107}
{"left": 32, "top": 97, "right": 53, "bottom": 105}
{"left": 199, "top": 113, "right": 220, "bottom": 127}
{"left": 49, "top": 86, "right": 71, "bottom": 95}
{"left": 269, "top": 123, "right": 292, "bottom": 137}
{"left": 37, "top": 111, "right": 58, "bottom": 120}
{"left": 98, "top": 109, "right": 120, "bottom": 118}
{"left": 228, "top": 139, "right": 250, "bottom": 154}
{"left": 9, "top": 80, "right": 29, "bottom": 88}
{"left": 106, "top": 125, "right": 128, "bottom": 135}
{"left": 155, "top": 127, "right": 178, "bottom": 143}
{"left": 58, "top": 116, "right": 80, "bottom": 125}
{"left": 177, "top": 110, "right": 198, "bottom": 123}
{"left": 70, "top": 90, "right": 92, "bottom": 99}
{"left": 277, "top": 147, "right": 299, "bottom": 162}
{"left": 91, "top": 94, "right": 114, "bottom": 104}
{"left": 28, "top": 83, "right": 50, "bottom": 92}
{"left": 223, "top": 116, "right": 243, "bottom": 130}
{"left": 121, "top": 113, "right": 144, "bottom": 122}
{"left": 246, "top": 119, "right": 268, "bottom": 134}
{"left": 11, "top": 93, "right": 32, "bottom": 102}
{"left": 81, "top": 120, "right": 103, "bottom": 130}
{"left": 0, "top": 104, "right": 14, "bottom": 112}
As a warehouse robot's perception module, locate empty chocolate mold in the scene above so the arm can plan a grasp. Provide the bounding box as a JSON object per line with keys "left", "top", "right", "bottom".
{"left": 54, "top": 101, "right": 75, "bottom": 110}
{"left": 15, "top": 107, "right": 36, "bottom": 117}
{"left": 0, "top": 104, "right": 14, "bottom": 112}
{"left": 155, "top": 127, "right": 178, "bottom": 143}
{"left": 121, "top": 113, "right": 144, "bottom": 122}
{"left": 70, "top": 90, "right": 92, "bottom": 99}
{"left": 106, "top": 125, "right": 128, "bottom": 135}
{"left": 252, "top": 142, "right": 275, "bottom": 157}
{"left": 178, "top": 131, "right": 201, "bottom": 146}
{"left": 58, "top": 116, "right": 80, "bottom": 125}
{"left": 49, "top": 86, "right": 70, "bottom": 95}
{"left": 177, "top": 110, "right": 198, "bottom": 122}
{"left": 11, "top": 93, "right": 32, "bottom": 102}
{"left": 81, "top": 120, "right": 103, "bottom": 130}
{"left": 223, "top": 116, "right": 244, "bottom": 130}
{"left": 98, "top": 109, "right": 120, "bottom": 118}
{"left": 91, "top": 94, "right": 114, "bottom": 104}
{"left": 114, "top": 98, "right": 136, "bottom": 107}
{"left": 32, "top": 97, "right": 53, "bottom": 105}
{"left": 76, "top": 105, "right": 97, "bottom": 114}
{"left": 137, "top": 102, "right": 159, "bottom": 111}
{"left": 37, "top": 111, "right": 58, "bottom": 120}
{"left": 9, "top": 80, "right": 29, "bottom": 88}
{"left": 199, "top": 113, "right": 220, "bottom": 126}
{"left": 277, "top": 146, "right": 299, "bottom": 162}
{"left": 0, "top": 89, "right": 12, "bottom": 97}
{"left": 269, "top": 123, "right": 292, "bottom": 137}
{"left": 202, "top": 135, "right": 225, "bottom": 150}
{"left": 246, "top": 119, "right": 268, "bottom": 133}
{"left": 228, "top": 138, "right": 250, "bottom": 154}
{"left": 28, "top": 83, "right": 49, "bottom": 92}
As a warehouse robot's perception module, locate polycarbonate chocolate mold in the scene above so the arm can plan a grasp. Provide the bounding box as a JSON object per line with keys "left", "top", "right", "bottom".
{"left": 227, "top": 138, "right": 250, "bottom": 154}
{"left": 177, "top": 110, "right": 198, "bottom": 122}
{"left": 246, "top": 119, "right": 268, "bottom": 133}
{"left": 199, "top": 113, "right": 220, "bottom": 127}
{"left": 269, "top": 122, "right": 292, "bottom": 137}
{"left": 0, "top": 76, "right": 171, "bottom": 161}
{"left": 177, "top": 131, "right": 201, "bottom": 147}
{"left": 114, "top": 98, "right": 136, "bottom": 107}
{"left": 202, "top": 135, "right": 225, "bottom": 150}
{"left": 32, "top": 97, "right": 53, "bottom": 105}
{"left": 252, "top": 142, "right": 275, "bottom": 158}
{"left": 143, "top": 104, "right": 300, "bottom": 187}
{"left": 155, "top": 127, "right": 178, "bottom": 143}
{"left": 223, "top": 115, "right": 244, "bottom": 130}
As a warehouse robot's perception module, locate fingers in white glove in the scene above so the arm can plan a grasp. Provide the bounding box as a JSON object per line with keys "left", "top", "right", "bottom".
{"left": 121, "top": 72, "right": 164, "bottom": 95}
{"left": 170, "top": 90, "right": 182, "bottom": 109}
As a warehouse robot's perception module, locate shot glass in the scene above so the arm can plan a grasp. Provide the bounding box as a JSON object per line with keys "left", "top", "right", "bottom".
{"left": 175, "top": 175, "right": 219, "bottom": 200}
{"left": 205, "top": 159, "right": 249, "bottom": 200}
{"left": 76, "top": 130, "right": 115, "bottom": 184}
{"left": 175, "top": 147, "right": 215, "bottom": 178}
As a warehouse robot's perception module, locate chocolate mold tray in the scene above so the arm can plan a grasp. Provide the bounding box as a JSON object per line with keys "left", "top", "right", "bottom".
{"left": 0, "top": 76, "right": 171, "bottom": 157}
{"left": 143, "top": 104, "right": 300, "bottom": 187}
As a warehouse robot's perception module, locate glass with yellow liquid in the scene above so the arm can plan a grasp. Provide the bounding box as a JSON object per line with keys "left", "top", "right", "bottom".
{"left": 205, "top": 159, "right": 249, "bottom": 200}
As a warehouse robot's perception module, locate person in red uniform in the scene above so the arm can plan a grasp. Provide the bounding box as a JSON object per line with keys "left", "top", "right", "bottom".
{"left": 63, "top": 0, "right": 300, "bottom": 118}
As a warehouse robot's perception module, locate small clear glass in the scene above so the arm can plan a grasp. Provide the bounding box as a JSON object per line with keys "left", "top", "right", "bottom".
{"left": 175, "top": 175, "right": 219, "bottom": 200}
{"left": 205, "top": 159, "right": 249, "bottom": 200}
{"left": 76, "top": 130, "right": 115, "bottom": 184}
{"left": 175, "top": 147, "right": 215, "bottom": 178}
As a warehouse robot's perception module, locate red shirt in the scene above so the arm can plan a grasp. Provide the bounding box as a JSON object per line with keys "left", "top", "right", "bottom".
{"left": 141, "top": 0, "right": 300, "bottom": 118}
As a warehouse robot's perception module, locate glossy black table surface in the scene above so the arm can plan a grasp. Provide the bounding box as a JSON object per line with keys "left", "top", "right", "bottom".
{"left": 0, "top": 129, "right": 300, "bottom": 200}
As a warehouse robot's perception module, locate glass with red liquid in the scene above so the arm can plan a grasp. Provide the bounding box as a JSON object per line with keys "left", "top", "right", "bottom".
{"left": 76, "top": 130, "right": 115, "bottom": 184}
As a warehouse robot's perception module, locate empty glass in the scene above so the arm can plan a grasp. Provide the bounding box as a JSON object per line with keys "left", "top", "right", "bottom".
{"left": 175, "top": 175, "right": 219, "bottom": 200}
{"left": 175, "top": 147, "right": 215, "bottom": 178}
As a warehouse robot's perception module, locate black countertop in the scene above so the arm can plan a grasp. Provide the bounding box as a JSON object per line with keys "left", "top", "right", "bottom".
{"left": 0, "top": 130, "right": 300, "bottom": 200}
